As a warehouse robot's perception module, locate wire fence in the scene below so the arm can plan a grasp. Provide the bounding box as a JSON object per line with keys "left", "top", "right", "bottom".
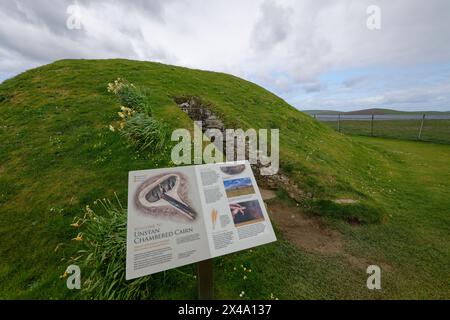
{"left": 311, "top": 113, "right": 450, "bottom": 144}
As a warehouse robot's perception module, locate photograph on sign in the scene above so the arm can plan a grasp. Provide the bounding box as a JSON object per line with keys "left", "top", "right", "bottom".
{"left": 223, "top": 177, "right": 255, "bottom": 198}
{"left": 126, "top": 161, "right": 276, "bottom": 280}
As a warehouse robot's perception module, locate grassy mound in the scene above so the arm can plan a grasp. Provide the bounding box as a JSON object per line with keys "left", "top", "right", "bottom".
{"left": 0, "top": 59, "right": 390, "bottom": 298}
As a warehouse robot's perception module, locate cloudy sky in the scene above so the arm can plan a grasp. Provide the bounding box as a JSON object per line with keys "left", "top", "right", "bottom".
{"left": 1, "top": 0, "right": 450, "bottom": 111}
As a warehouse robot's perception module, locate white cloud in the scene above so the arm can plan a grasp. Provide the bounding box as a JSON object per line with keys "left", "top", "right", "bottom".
{"left": 250, "top": 0, "right": 292, "bottom": 50}
{"left": 1, "top": 0, "right": 450, "bottom": 110}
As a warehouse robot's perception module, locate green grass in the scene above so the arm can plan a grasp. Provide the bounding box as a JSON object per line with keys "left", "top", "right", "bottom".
{"left": 322, "top": 120, "right": 450, "bottom": 144}
{"left": 0, "top": 59, "right": 449, "bottom": 299}
{"left": 222, "top": 137, "right": 450, "bottom": 299}
{"left": 217, "top": 136, "right": 450, "bottom": 299}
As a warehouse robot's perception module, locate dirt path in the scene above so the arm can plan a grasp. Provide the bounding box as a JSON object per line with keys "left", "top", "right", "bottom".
{"left": 267, "top": 200, "right": 343, "bottom": 254}
{"left": 264, "top": 193, "right": 392, "bottom": 271}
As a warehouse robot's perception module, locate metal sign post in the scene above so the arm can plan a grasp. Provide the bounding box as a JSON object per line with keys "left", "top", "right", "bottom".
{"left": 197, "top": 259, "right": 214, "bottom": 300}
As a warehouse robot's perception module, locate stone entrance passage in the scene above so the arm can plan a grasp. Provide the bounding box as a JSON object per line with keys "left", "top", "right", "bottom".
{"left": 175, "top": 96, "right": 311, "bottom": 202}
{"left": 175, "top": 96, "right": 225, "bottom": 151}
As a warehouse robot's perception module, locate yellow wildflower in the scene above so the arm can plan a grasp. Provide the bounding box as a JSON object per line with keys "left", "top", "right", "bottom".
{"left": 72, "top": 233, "right": 83, "bottom": 241}
{"left": 121, "top": 106, "right": 133, "bottom": 114}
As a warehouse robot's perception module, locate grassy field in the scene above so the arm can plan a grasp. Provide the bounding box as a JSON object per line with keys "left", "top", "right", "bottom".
{"left": 322, "top": 119, "right": 450, "bottom": 144}
{"left": 216, "top": 136, "right": 450, "bottom": 299}
{"left": 0, "top": 59, "right": 449, "bottom": 299}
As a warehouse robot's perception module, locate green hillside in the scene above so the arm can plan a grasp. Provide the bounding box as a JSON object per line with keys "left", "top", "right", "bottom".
{"left": 0, "top": 59, "right": 384, "bottom": 207}
{"left": 1, "top": 59, "right": 448, "bottom": 299}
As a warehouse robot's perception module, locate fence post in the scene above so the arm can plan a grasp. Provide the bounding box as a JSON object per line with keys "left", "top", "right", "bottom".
{"left": 313, "top": 114, "right": 316, "bottom": 119}
{"left": 370, "top": 114, "right": 374, "bottom": 136}
{"left": 418, "top": 113, "right": 425, "bottom": 140}
{"left": 338, "top": 114, "right": 341, "bottom": 132}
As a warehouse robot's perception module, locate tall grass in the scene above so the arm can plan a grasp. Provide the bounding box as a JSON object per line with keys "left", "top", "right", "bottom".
{"left": 68, "top": 78, "right": 171, "bottom": 299}
{"left": 117, "top": 85, "right": 153, "bottom": 116}
{"left": 108, "top": 78, "right": 168, "bottom": 153}
{"left": 77, "top": 197, "right": 154, "bottom": 299}
{"left": 120, "top": 113, "right": 168, "bottom": 152}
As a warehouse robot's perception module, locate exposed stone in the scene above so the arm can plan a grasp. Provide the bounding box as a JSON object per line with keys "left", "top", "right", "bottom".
{"left": 175, "top": 96, "right": 311, "bottom": 202}
{"left": 252, "top": 164, "right": 311, "bottom": 202}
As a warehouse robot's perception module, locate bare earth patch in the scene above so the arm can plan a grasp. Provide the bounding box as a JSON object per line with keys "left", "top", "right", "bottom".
{"left": 267, "top": 201, "right": 343, "bottom": 254}
{"left": 267, "top": 199, "right": 392, "bottom": 271}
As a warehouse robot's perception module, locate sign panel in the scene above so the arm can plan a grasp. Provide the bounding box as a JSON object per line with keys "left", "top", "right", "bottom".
{"left": 126, "top": 161, "right": 277, "bottom": 280}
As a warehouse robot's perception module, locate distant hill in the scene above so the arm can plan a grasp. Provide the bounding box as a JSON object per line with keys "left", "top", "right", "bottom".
{"left": 303, "top": 108, "right": 450, "bottom": 115}
{"left": 301, "top": 109, "right": 341, "bottom": 115}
